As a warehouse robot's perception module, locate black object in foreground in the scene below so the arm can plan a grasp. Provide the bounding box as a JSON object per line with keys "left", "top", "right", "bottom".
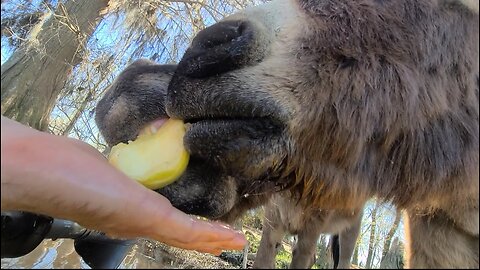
{"left": 1, "top": 211, "right": 135, "bottom": 269}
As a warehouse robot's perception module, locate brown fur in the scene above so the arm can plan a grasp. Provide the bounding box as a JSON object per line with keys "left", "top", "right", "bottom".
{"left": 253, "top": 192, "right": 363, "bottom": 269}
{"left": 96, "top": 0, "right": 479, "bottom": 268}
{"left": 288, "top": 0, "right": 479, "bottom": 212}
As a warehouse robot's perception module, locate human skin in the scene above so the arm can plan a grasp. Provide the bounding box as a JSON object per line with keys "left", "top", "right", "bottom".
{"left": 1, "top": 116, "right": 247, "bottom": 256}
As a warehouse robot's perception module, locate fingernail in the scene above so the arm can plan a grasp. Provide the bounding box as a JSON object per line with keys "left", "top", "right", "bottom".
{"left": 234, "top": 234, "right": 248, "bottom": 246}
{"left": 235, "top": 230, "right": 246, "bottom": 237}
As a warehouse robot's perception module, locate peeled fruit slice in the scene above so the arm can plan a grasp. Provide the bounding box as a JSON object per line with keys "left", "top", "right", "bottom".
{"left": 108, "top": 119, "right": 189, "bottom": 190}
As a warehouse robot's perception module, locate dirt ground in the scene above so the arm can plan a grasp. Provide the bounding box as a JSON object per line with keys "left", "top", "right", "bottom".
{"left": 0, "top": 238, "right": 245, "bottom": 269}
{"left": 129, "top": 239, "right": 241, "bottom": 269}
{"left": 0, "top": 226, "right": 322, "bottom": 269}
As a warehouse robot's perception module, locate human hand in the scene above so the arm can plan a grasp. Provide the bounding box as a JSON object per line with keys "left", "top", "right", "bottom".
{"left": 1, "top": 116, "right": 247, "bottom": 255}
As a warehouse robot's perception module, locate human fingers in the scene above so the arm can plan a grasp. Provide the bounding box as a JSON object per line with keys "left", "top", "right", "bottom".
{"left": 156, "top": 224, "right": 248, "bottom": 254}
{"left": 158, "top": 235, "right": 247, "bottom": 256}
{"left": 92, "top": 188, "right": 247, "bottom": 255}
{"left": 1, "top": 117, "right": 243, "bottom": 256}
{"left": 160, "top": 238, "right": 228, "bottom": 256}
{"left": 58, "top": 135, "right": 248, "bottom": 253}
{"left": 130, "top": 192, "right": 247, "bottom": 252}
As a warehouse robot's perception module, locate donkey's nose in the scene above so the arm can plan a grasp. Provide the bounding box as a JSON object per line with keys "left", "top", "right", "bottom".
{"left": 177, "top": 19, "right": 268, "bottom": 78}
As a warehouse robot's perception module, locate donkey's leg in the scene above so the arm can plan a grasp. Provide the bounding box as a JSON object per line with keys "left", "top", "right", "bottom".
{"left": 337, "top": 210, "right": 363, "bottom": 269}
{"left": 253, "top": 204, "right": 286, "bottom": 269}
{"left": 404, "top": 204, "right": 478, "bottom": 268}
{"left": 290, "top": 224, "right": 322, "bottom": 269}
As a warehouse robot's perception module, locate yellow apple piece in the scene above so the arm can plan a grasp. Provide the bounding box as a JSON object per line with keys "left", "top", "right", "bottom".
{"left": 108, "top": 119, "right": 189, "bottom": 190}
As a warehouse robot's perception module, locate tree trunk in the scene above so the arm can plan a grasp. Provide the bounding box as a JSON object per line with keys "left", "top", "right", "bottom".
{"left": 315, "top": 235, "right": 329, "bottom": 269}
{"left": 61, "top": 90, "right": 94, "bottom": 136}
{"left": 234, "top": 219, "right": 249, "bottom": 269}
{"left": 1, "top": 0, "right": 109, "bottom": 131}
{"left": 241, "top": 245, "right": 249, "bottom": 269}
{"left": 379, "top": 237, "right": 404, "bottom": 269}
{"left": 380, "top": 209, "right": 402, "bottom": 263}
{"left": 352, "top": 241, "right": 360, "bottom": 266}
{"left": 365, "top": 201, "right": 380, "bottom": 269}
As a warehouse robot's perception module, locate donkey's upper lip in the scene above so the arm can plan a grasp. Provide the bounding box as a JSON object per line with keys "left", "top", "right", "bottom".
{"left": 184, "top": 116, "right": 263, "bottom": 124}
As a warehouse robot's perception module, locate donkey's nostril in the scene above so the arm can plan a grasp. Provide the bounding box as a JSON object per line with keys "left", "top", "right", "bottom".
{"left": 193, "top": 21, "right": 244, "bottom": 49}
{"left": 176, "top": 20, "right": 266, "bottom": 78}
